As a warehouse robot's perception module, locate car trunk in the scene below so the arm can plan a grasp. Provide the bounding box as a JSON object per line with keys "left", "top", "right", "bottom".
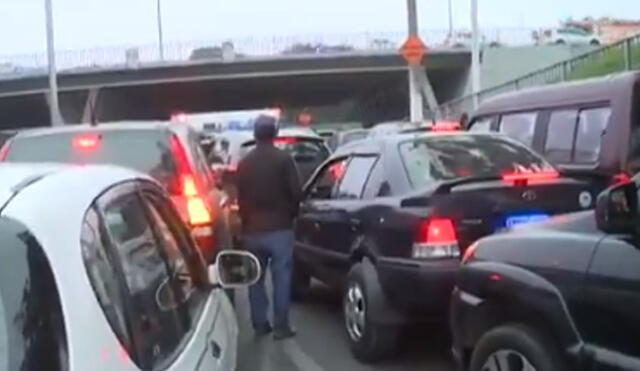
{"left": 404, "top": 177, "right": 594, "bottom": 251}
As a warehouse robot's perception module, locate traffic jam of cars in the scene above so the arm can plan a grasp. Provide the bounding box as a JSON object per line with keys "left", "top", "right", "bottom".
{"left": 1, "top": 71, "right": 640, "bottom": 371}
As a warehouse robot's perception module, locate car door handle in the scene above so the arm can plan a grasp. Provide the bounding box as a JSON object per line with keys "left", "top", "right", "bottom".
{"left": 210, "top": 340, "right": 221, "bottom": 359}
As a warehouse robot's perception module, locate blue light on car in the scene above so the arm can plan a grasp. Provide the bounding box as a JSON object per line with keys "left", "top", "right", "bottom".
{"left": 505, "top": 213, "right": 549, "bottom": 228}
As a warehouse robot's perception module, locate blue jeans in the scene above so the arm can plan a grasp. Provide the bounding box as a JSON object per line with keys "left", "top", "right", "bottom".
{"left": 244, "top": 229, "right": 294, "bottom": 330}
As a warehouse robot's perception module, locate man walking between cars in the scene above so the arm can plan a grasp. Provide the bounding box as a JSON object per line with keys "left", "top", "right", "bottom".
{"left": 237, "top": 115, "right": 302, "bottom": 340}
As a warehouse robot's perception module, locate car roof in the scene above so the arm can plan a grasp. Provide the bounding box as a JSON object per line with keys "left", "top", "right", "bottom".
{"left": 0, "top": 164, "right": 151, "bottom": 216}
{"left": 14, "top": 121, "right": 181, "bottom": 139}
{"left": 473, "top": 71, "right": 640, "bottom": 117}
{"left": 278, "top": 126, "right": 322, "bottom": 139}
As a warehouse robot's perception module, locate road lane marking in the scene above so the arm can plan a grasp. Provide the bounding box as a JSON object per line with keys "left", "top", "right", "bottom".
{"left": 282, "top": 339, "right": 326, "bottom": 371}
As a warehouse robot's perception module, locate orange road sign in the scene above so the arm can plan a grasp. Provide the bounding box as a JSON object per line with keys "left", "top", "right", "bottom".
{"left": 400, "top": 35, "right": 427, "bottom": 65}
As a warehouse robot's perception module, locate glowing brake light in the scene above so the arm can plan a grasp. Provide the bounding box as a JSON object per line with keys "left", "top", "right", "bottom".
{"left": 170, "top": 135, "right": 212, "bottom": 225}
{"left": 502, "top": 170, "right": 559, "bottom": 184}
{"left": 0, "top": 142, "right": 10, "bottom": 161}
{"left": 274, "top": 137, "right": 298, "bottom": 145}
{"left": 432, "top": 121, "right": 461, "bottom": 132}
{"left": 73, "top": 134, "right": 101, "bottom": 151}
{"left": 612, "top": 172, "right": 631, "bottom": 185}
{"left": 413, "top": 218, "right": 460, "bottom": 259}
{"left": 171, "top": 113, "right": 189, "bottom": 124}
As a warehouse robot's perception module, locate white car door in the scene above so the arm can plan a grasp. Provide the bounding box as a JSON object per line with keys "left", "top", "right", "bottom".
{"left": 91, "top": 182, "right": 237, "bottom": 371}
{"left": 140, "top": 190, "right": 237, "bottom": 371}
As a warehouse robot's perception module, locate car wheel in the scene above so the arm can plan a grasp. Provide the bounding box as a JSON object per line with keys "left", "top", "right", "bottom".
{"left": 343, "top": 262, "right": 399, "bottom": 363}
{"left": 291, "top": 259, "right": 311, "bottom": 301}
{"left": 555, "top": 39, "right": 566, "bottom": 45}
{"left": 590, "top": 39, "right": 601, "bottom": 46}
{"left": 469, "top": 324, "right": 567, "bottom": 371}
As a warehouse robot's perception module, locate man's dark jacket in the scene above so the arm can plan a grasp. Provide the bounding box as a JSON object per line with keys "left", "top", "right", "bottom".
{"left": 237, "top": 142, "right": 302, "bottom": 234}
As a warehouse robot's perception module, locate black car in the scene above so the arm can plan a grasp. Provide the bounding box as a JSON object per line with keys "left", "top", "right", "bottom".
{"left": 450, "top": 179, "right": 640, "bottom": 371}
{"left": 293, "top": 132, "right": 597, "bottom": 362}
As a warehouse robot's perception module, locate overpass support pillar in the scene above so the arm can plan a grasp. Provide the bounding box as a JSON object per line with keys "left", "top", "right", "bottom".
{"left": 82, "top": 88, "right": 101, "bottom": 124}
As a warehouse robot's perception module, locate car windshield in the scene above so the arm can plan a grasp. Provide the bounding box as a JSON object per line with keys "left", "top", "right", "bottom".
{"left": 4, "top": 130, "right": 177, "bottom": 182}
{"left": 0, "top": 217, "right": 67, "bottom": 371}
{"left": 399, "top": 135, "right": 555, "bottom": 188}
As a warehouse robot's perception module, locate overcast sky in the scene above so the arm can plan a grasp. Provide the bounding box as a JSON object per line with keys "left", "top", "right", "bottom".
{"left": 1, "top": 0, "right": 638, "bottom": 55}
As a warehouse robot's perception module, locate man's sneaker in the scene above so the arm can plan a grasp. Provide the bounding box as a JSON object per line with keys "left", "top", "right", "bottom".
{"left": 273, "top": 326, "right": 296, "bottom": 341}
{"left": 254, "top": 324, "right": 273, "bottom": 338}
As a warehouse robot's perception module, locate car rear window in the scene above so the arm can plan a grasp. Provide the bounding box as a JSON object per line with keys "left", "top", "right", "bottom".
{"left": 341, "top": 131, "right": 369, "bottom": 146}
{"left": 5, "top": 130, "right": 177, "bottom": 181}
{"left": 399, "top": 135, "right": 555, "bottom": 189}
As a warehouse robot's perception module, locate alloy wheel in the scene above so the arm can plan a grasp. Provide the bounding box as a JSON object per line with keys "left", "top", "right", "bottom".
{"left": 481, "top": 350, "right": 537, "bottom": 371}
{"left": 344, "top": 282, "right": 366, "bottom": 342}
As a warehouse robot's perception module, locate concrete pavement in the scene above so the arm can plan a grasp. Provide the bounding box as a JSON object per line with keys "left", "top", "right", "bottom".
{"left": 234, "top": 281, "right": 455, "bottom": 371}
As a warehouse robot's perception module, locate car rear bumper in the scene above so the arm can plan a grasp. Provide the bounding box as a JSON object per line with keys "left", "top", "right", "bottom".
{"left": 376, "top": 257, "right": 460, "bottom": 318}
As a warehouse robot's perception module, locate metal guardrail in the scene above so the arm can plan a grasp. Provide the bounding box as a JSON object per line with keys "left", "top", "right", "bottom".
{"left": 0, "top": 28, "right": 538, "bottom": 76}
{"left": 435, "top": 33, "right": 640, "bottom": 119}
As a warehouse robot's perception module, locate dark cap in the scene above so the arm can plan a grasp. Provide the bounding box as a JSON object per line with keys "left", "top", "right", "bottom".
{"left": 253, "top": 114, "right": 279, "bottom": 141}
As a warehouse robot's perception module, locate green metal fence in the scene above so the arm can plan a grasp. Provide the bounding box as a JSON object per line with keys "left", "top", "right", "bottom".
{"left": 434, "top": 33, "right": 640, "bottom": 120}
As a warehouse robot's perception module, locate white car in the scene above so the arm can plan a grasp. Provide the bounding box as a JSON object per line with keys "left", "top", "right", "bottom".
{"left": 540, "top": 27, "right": 601, "bottom": 45}
{"left": 0, "top": 163, "right": 259, "bottom": 371}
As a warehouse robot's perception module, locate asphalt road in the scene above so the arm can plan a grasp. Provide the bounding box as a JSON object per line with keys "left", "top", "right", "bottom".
{"left": 234, "top": 280, "right": 455, "bottom": 371}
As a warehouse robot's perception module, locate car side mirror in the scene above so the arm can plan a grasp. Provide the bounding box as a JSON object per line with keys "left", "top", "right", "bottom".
{"left": 208, "top": 250, "right": 261, "bottom": 288}
{"left": 595, "top": 181, "right": 638, "bottom": 234}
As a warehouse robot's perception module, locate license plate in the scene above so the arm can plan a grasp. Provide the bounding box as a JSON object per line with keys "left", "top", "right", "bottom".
{"left": 505, "top": 214, "right": 549, "bottom": 228}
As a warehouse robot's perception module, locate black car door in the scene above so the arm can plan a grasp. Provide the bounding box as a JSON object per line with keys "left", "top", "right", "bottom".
{"left": 295, "top": 157, "right": 349, "bottom": 282}
{"left": 583, "top": 234, "right": 640, "bottom": 368}
{"left": 317, "top": 155, "right": 378, "bottom": 281}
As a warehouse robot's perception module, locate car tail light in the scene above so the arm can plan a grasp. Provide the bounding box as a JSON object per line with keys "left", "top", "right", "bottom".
{"left": 170, "top": 135, "right": 213, "bottom": 226}
{"left": 274, "top": 137, "right": 298, "bottom": 145}
{"left": 73, "top": 133, "right": 101, "bottom": 151}
{"left": 462, "top": 241, "right": 479, "bottom": 264}
{"left": 502, "top": 170, "right": 559, "bottom": 185}
{"left": 432, "top": 121, "right": 461, "bottom": 132}
{"left": 0, "top": 142, "right": 10, "bottom": 161}
{"left": 612, "top": 172, "right": 631, "bottom": 185}
{"left": 413, "top": 218, "right": 460, "bottom": 259}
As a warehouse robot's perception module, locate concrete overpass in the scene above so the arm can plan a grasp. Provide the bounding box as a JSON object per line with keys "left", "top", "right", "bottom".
{"left": 0, "top": 50, "right": 470, "bottom": 129}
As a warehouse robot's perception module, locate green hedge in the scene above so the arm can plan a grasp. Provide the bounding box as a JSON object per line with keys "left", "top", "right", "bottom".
{"left": 569, "top": 44, "right": 640, "bottom": 80}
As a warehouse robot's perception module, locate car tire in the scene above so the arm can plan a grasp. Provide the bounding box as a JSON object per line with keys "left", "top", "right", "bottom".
{"left": 291, "top": 259, "right": 311, "bottom": 302}
{"left": 555, "top": 39, "right": 566, "bottom": 45}
{"left": 590, "top": 39, "right": 601, "bottom": 46}
{"left": 469, "top": 324, "right": 567, "bottom": 371}
{"left": 343, "top": 262, "right": 399, "bottom": 363}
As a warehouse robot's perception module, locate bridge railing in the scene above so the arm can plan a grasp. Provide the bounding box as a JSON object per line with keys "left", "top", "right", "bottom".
{"left": 435, "top": 32, "right": 640, "bottom": 119}
{"left": 0, "top": 27, "right": 538, "bottom": 76}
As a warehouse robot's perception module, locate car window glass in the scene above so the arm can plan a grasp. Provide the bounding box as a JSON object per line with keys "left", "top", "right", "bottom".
{"left": 399, "top": 135, "right": 555, "bottom": 189}
{"left": 0, "top": 217, "right": 68, "bottom": 371}
{"left": 575, "top": 107, "right": 611, "bottom": 163}
{"left": 469, "top": 116, "right": 493, "bottom": 132}
{"left": 362, "top": 158, "right": 390, "bottom": 198}
{"left": 102, "top": 192, "right": 188, "bottom": 370}
{"left": 499, "top": 112, "right": 538, "bottom": 146}
{"left": 81, "top": 207, "right": 131, "bottom": 352}
{"left": 309, "top": 158, "right": 348, "bottom": 199}
{"left": 544, "top": 109, "right": 578, "bottom": 163}
{"left": 187, "top": 131, "right": 215, "bottom": 189}
{"left": 5, "top": 130, "right": 176, "bottom": 183}
{"left": 336, "top": 156, "right": 377, "bottom": 199}
{"left": 143, "top": 195, "right": 207, "bottom": 319}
